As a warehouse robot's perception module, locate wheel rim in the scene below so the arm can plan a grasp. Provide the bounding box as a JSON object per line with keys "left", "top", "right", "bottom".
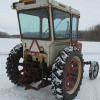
{"left": 65, "top": 56, "right": 82, "bottom": 94}
{"left": 94, "top": 65, "right": 98, "bottom": 77}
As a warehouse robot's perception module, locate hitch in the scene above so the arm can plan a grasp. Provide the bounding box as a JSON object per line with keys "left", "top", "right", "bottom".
{"left": 19, "top": 79, "right": 51, "bottom": 90}
{"left": 18, "top": 61, "right": 51, "bottom": 90}
{"left": 25, "top": 79, "right": 51, "bottom": 90}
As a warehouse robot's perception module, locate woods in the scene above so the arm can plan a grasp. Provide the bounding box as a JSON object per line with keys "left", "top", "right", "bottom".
{"left": 0, "top": 23, "right": 100, "bottom": 41}
{"left": 78, "top": 23, "right": 100, "bottom": 41}
{"left": 0, "top": 31, "right": 20, "bottom": 38}
{"left": 0, "top": 31, "right": 10, "bottom": 38}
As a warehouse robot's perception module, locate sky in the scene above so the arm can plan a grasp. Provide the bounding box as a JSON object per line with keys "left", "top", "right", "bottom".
{"left": 0, "top": 0, "right": 100, "bottom": 35}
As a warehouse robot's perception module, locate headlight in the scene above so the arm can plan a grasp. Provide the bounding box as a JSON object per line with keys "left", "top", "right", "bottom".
{"left": 47, "top": 0, "right": 53, "bottom": 4}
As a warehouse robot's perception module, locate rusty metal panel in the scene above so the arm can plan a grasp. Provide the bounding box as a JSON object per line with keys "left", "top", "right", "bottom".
{"left": 21, "top": 0, "right": 36, "bottom": 2}
{"left": 22, "top": 39, "right": 53, "bottom": 66}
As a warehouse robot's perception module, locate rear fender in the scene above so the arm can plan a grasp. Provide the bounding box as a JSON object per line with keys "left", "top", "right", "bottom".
{"left": 77, "top": 42, "right": 82, "bottom": 51}
{"left": 71, "top": 41, "right": 82, "bottom": 51}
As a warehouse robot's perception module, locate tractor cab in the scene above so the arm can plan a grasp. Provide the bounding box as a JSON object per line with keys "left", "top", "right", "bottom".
{"left": 11, "top": 0, "right": 80, "bottom": 67}
{"left": 6, "top": 0, "right": 99, "bottom": 100}
{"left": 12, "top": 0, "right": 80, "bottom": 41}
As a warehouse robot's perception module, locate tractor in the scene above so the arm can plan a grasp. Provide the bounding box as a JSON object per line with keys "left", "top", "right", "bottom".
{"left": 6, "top": 0, "right": 99, "bottom": 100}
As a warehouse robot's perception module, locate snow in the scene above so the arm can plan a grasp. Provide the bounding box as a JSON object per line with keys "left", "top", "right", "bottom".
{"left": 56, "top": 69, "right": 63, "bottom": 76}
{"left": 0, "top": 38, "right": 100, "bottom": 100}
{"left": 81, "top": 41, "right": 100, "bottom": 55}
{"left": 0, "top": 38, "right": 21, "bottom": 55}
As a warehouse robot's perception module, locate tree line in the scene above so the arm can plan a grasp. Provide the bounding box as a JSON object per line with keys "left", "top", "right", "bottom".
{"left": 0, "top": 31, "right": 10, "bottom": 38}
{"left": 78, "top": 23, "right": 100, "bottom": 41}
{"left": 0, "top": 23, "right": 100, "bottom": 41}
{"left": 0, "top": 31, "right": 20, "bottom": 38}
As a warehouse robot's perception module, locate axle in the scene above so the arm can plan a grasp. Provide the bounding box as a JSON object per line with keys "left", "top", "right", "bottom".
{"left": 84, "top": 61, "right": 91, "bottom": 65}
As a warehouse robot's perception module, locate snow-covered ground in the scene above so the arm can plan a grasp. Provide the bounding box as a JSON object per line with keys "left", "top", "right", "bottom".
{"left": 0, "top": 38, "right": 100, "bottom": 100}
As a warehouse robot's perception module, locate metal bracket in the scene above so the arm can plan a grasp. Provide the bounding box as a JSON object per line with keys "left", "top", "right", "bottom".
{"left": 25, "top": 80, "right": 51, "bottom": 90}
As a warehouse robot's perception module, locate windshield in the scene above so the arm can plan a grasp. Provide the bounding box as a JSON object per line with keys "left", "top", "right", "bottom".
{"left": 18, "top": 8, "right": 49, "bottom": 39}
{"left": 53, "top": 9, "right": 71, "bottom": 39}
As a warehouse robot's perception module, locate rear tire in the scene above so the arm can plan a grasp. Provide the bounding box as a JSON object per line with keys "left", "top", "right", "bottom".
{"left": 6, "top": 43, "right": 23, "bottom": 85}
{"left": 51, "top": 46, "right": 84, "bottom": 100}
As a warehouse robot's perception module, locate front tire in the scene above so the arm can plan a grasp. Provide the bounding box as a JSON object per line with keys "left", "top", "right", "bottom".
{"left": 89, "top": 61, "right": 99, "bottom": 80}
{"left": 51, "top": 46, "right": 84, "bottom": 100}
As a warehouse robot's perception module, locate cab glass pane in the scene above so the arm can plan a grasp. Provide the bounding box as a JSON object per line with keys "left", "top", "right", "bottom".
{"left": 53, "top": 9, "right": 70, "bottom": 39}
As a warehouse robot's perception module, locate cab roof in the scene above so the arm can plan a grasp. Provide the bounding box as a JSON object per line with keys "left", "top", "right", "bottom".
{"left": 12, "top": 0, "right": 80, "bottom": 16}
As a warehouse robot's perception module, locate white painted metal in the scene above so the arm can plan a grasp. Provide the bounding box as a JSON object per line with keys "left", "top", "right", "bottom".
{"left": 13, "top": 0, "right": 80, "bottom": 15}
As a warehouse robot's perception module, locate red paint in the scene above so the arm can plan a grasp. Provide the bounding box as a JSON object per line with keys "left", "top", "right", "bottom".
{"left": 65, "top": 59, "right": 79, "bottom": 91}
{"left": 77, "top": 42, "right": 82, "bottom": 51}
{"left": 18, "top": 60, "right": 51, "bottom": 88}
{"left": 71, "top": 41, "right": 77, "bottom": 46}
{"left": 71, "top": 41, "right": 82, "bottom": 51}
{"left": 21, "top": 76, "right": 32, "bottom": 82}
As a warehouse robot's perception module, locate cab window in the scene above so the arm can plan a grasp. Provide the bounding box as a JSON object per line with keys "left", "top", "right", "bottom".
{"left": 53, "top": 9, "right": 71, "bottom": 39}
{"left": 72, "top": 15, "right": 79, "bottom": 41}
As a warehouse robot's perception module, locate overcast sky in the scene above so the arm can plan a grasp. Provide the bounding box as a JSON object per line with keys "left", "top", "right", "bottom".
{"left": 0, "top": 0, "right": 100, "bottom": 35}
